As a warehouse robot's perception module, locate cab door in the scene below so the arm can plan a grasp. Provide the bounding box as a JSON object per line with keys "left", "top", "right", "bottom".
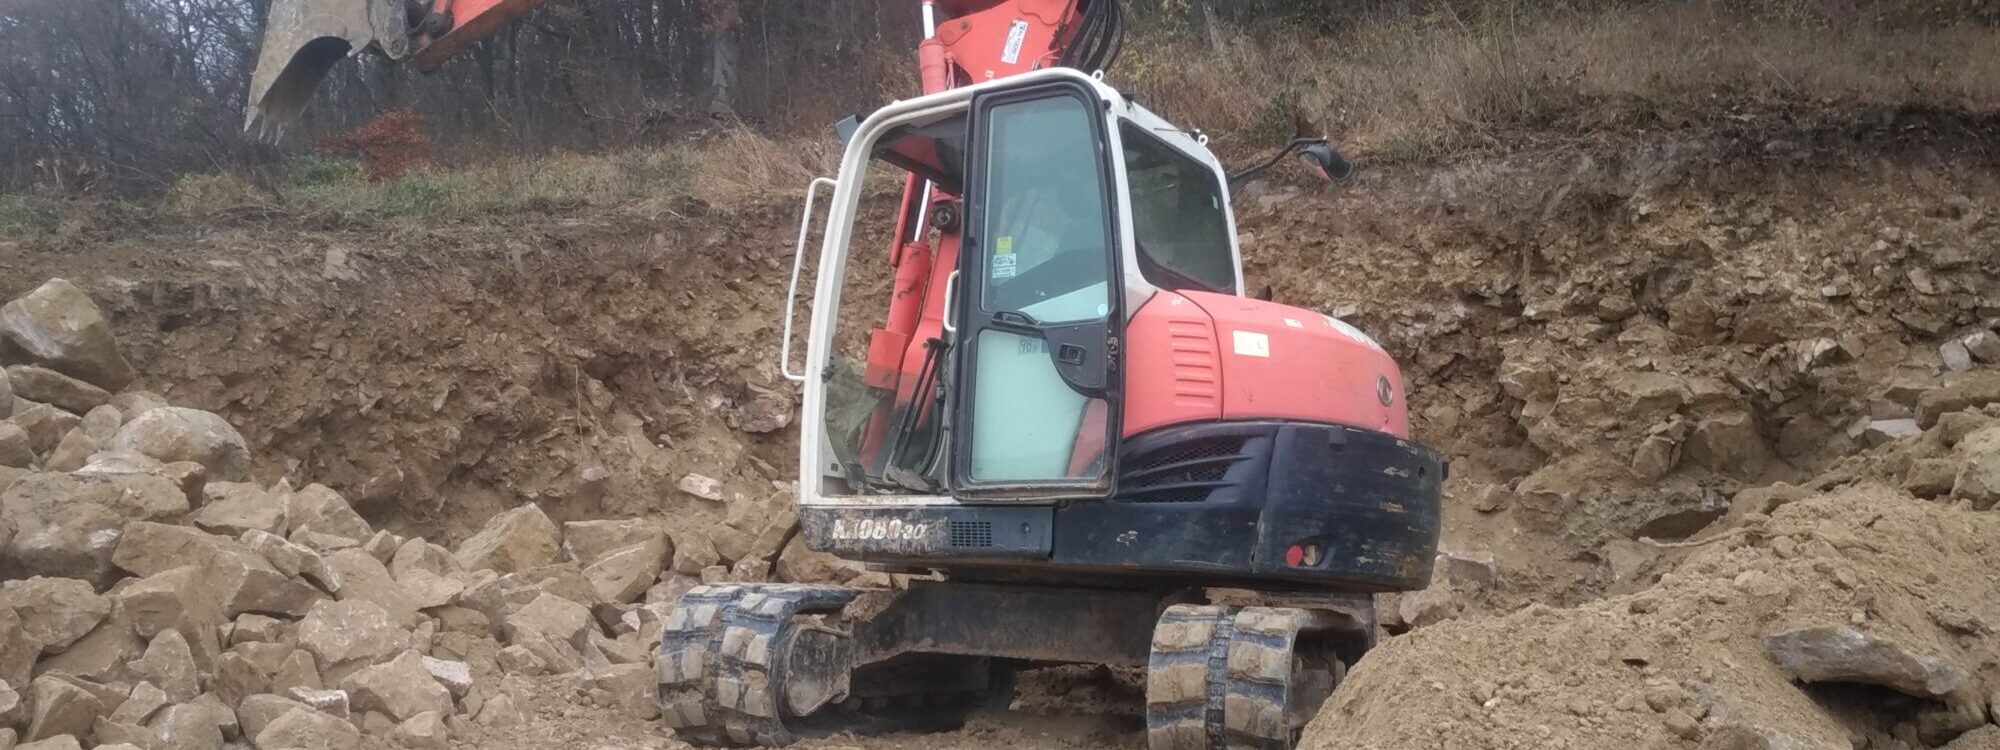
{"left": 950, "top": 80, "right": 1124, "bottom": 499}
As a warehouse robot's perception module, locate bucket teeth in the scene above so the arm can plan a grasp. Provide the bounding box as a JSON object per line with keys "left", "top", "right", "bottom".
{"left": 243, "top": 0, "right": 409, "bottom": 139}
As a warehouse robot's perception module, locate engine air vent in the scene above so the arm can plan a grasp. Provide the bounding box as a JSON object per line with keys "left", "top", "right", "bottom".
{"left": 1119, "top": 436, "right": 1252, "bottom": 503}
{"left": 948, "top": 520, "right": 994, "bottom": 548}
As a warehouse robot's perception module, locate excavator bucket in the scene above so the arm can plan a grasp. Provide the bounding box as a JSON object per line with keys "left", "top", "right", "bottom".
{"left": 243, "top": 0, "right": 411, "bottom": 139}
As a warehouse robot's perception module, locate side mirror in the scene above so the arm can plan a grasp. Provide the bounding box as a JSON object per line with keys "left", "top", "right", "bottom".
{"left": 1300, "top": 143, "right": 1354, "bottom": 182}
{"left": 1228, "top": 137, "right": 1356, "bottom": 190}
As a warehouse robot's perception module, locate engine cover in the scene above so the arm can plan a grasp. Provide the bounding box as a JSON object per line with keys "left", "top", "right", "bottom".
{"left": 1123, "top": 290, "right": 1410, "bottom": 439}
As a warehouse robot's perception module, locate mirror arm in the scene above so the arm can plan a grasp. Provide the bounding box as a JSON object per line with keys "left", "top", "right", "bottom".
{"left": 1226, "top": 137, "right": 1319, "bottom": 190}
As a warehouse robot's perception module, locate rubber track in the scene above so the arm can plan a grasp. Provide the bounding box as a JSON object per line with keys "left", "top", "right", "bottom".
{"left": 1145, "top": 605, "right": 1309, "bottom": 750}
{"left": 657, "top": 584, "right": 858, "bottom": 747}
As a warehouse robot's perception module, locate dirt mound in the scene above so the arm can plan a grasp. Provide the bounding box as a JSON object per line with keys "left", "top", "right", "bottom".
{"left": 1308, "top": 401, "right": 2000, "bottom": 750}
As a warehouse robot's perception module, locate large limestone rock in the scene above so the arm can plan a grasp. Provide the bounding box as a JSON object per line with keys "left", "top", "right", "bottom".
{"left": 560, "top": 520, "right": 668, "bottom": 568}
{"left": 115, "top": 565, "right": 227, "bottom": 644}
{"left": 90, "top": 720, "right": 157, "bottom": 749}
{"left": 0, "top": 368, "right": 11, "bottom": 418}
{"left": 582, "top": 537, "right": 667, "bottom": 604}
{"left": 79, "top": 405, "right": 119, "bottom": 442}
{"left": 253, "top": 708, "right": 360, "bottom": 750}
{"left": 0, "top": 424, "right": 32, "bottom": 468}
{"left": 1919, "top": 372, "right": 2000, "bottom": 428}
{"left": 416, "top": 658, "right": 470, "bottom": 699}
{"left": 296, "top": 600, "right": 408, "bottom": 670}
{"left": 8, "top": 404, "right": 80, "bottom": 457}
{"left": 323, "top": 550, "right": 419, "bottom": 628}
{"left": 1763, "top": 626, "right": 1965, "bottom": 698}
{"left": 1683, "top": 412, "right": 1776, "bottom": 480}
{"left": 0, "top": 679, "right": 24, "bottom": 728}
{"left": 29, "top": 613, "right": 145, "bottom": 684}
{"left": 110, "top": 409, "right": 250, "bottom": 481}
{"left": 16, "top": 736, "right": 82, "bottom": 750}
{"left": 2, "top": 577, "right": 109, "bottom": 653}
{"left": 208, "top": 542, "right": 323, "bottom": 617}
{"left": 388, "top": 711, "right": 447, "bottom": 750}
{"left": 131, "top": 631, "right": 201, "bottom": 702}
{"left": 454, "top": 504, "right": 560, "bottom": 574}
{"left": 41, "top": 429, "right": 97, "bottom": 473}
{"left": 3, "top": 367, "right": 109, "bottom": 417}
{"left": 25, "top": 675, "right": 104, "bottom": 743}
{"left": 68, "top": 453, "right": 205, "bottom": 512}
{"left": 387, "top": 539, "right": 462, "bottom": 609}
{"left": 0, "top": 607, "right": 25, "bottom": 688}
{"left": 502, "top": 593, "right": 591, "bottom": 649}
{"left": 387, "top": 539, "right": 458, "bottom": 580}
{"left": 457, "top": 564, "right": 598, "bottom": 620}
{"left": 283, "top": 485, "right": 369, "bottom": 543}
{"left": 339, "top": 652, "right": 452, "bottom": 723}
{"left": 2, "top": 475, "right": 133, "bottom": 584}
{"left": 240, "top": 530, "right": 340, "bottom": 593}
{"left": 112, "top": 523, "right": 322, "bottom": 618}
{"left": 286, "top": 688, "right": 349, "bottom": 720}
{"left": 0, "top": 280, "right": 135, "bottom": 391}
{"left": 1, "top": 473, "right": 190, "bottom": 582}
{"left": 190, "top": 483, "right": 286, "bottom": 537}
{"left": 235, "top": 695, "right": 310, "bottom": 741}
{"left": 270, "top": 651, "right": 322, "bottom": 695}
{"left": 110, "top": 519, "right": 230, "bottom": 571}
{"left": 109, "top": 681, "right": 170, "bottom": 725}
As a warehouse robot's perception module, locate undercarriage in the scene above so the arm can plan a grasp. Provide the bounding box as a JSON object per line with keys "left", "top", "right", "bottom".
{"left": 657, "top": 580, "right": 1375, "bottom": 749}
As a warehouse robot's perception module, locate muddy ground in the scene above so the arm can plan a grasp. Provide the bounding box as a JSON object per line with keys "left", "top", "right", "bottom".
{"left": 3, "top": 107, "right": 1998, "bottom": 749}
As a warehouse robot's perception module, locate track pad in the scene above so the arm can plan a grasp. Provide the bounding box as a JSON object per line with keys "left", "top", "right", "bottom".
{"left": 244, "top": 0, "right": 409, "bottom": 139}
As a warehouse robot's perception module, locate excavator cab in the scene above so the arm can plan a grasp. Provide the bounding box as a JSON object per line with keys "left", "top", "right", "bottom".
{"left": 792, "top": 65, "right": 1439, "bottom": 585}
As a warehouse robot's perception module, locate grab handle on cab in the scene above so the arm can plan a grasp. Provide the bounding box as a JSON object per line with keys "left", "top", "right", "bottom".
{"left": 781, "top": 176, "right": 839, "bottom": 383}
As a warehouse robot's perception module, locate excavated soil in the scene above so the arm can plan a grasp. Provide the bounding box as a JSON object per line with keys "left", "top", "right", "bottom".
{"left": 4, "top": 107, "right": 1999, "bottom": 748}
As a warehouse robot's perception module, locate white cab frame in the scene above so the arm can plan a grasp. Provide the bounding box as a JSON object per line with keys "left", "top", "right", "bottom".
{"left": 791, "top": 67, "right": 1242, "bottom": 509}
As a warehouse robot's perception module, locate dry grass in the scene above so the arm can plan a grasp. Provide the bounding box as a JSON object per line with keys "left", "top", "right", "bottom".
{"left": 159, "top": 146, "right": 692, "bottom": 223}
{"left": 1119, "top": 2, "right": 2000, "bottom": 160}
{"left": 150, "top": 124, "right": 845, "bottom": 225}
{"left": 687, "top": 124, "right": 843, "bottom": 205}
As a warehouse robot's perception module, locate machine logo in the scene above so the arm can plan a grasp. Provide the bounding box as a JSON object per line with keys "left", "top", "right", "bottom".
{"left": 1001, "top": 20, "right": 1029, "bottom": 64}
{"left": 830, "top": 518, "right": 931, "bottom": 542}
{"left": 1377, "top": 375, "right": 1395, "bottom": 406}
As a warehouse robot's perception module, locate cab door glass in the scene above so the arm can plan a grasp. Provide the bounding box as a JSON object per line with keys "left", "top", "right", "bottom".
{"left": 965, "top": 93, "right": 1114, "bottom": 486}
{"left": 980, "top": 97, "right": 1111, "bottom": 323}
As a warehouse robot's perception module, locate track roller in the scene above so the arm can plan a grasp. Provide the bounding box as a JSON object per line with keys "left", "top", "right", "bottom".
{"left": 1145, "top": 604, "right": 1345, "bottom": 750}
{"left": 656, "top": 583, "right": 990, "bottom": 748}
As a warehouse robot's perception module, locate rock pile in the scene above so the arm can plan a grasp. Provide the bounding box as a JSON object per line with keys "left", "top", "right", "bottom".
{"left": 1308, "top": 392, "right": 2000, "bottom": 750}
{"left": 0, "top": 278, "right": 849, "bottom": 750}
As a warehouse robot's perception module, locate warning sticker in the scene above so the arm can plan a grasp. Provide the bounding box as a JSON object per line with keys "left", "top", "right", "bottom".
{"left": 1001, "top": 20, "right": 1029, "bottom": 65}
{"left": 1232, "top": 330, "right": 1271, "bottom": 358}
{"left": 991, "top": 236, "right": 1017, "bottom": 279}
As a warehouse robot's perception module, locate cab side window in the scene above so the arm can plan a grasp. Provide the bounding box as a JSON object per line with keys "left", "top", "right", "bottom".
{"left": 1120, "top": 122, "right": 1235, "bottom": 294}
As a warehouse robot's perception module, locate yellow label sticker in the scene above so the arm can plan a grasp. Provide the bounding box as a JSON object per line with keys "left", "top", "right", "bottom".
{"left": 995, "top": 236, "right": 1015, "bottom": 256}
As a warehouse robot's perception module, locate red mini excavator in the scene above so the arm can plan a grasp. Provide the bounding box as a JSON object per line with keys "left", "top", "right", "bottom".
{"left": 247, "top": 2, "right": 1443, "bottom": 748}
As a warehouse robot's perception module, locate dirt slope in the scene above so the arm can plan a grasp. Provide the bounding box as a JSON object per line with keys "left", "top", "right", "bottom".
{"left": 3, "top": 109, "right": 1998, "bottom": 748}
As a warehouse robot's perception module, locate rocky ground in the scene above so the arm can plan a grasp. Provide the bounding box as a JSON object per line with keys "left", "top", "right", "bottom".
{"left": 1, "top": 108, "right": 1998, "bottom": 750}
